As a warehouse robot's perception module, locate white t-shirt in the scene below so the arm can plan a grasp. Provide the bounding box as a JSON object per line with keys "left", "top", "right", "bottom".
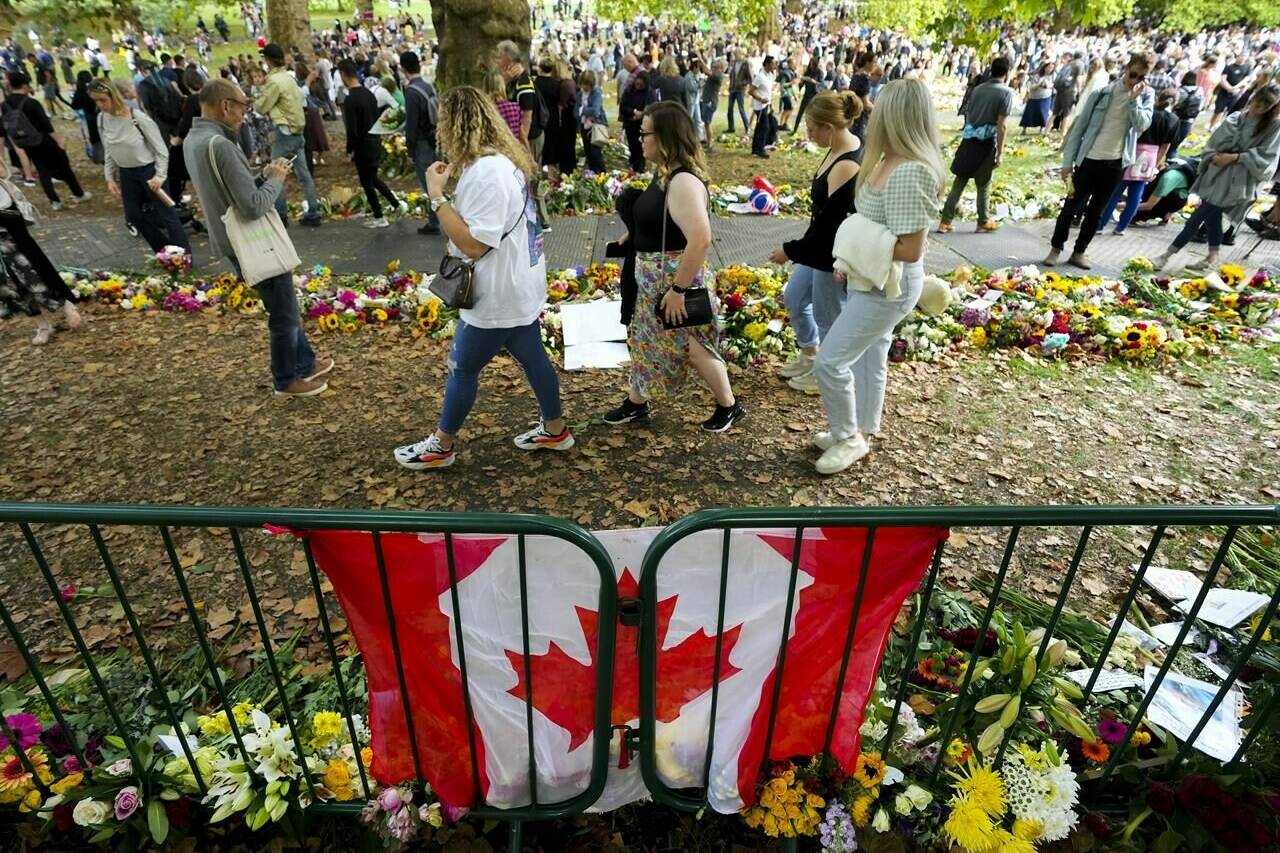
{"left": 452, "top": 154, "right": 546, "bottom": 329}
{"left": 751, "top": 70, "right": 775, "bottom": 111}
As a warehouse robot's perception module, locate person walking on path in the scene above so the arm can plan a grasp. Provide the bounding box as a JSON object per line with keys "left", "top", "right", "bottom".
{"left": 602, "top": 101, "right": 746, "bottom": 433}
{"left": 1, "top": 72, "right": 91, "bottom": 211}
{"left": 1154, "top": 83, "right": 1280, "bottom": 272}
{"left": 89, "top": 79, "right": 190, "bottom": 255}
{"left": 812, "top": 79, "right": 942, "bottom": 475}
{"left": 0, "top": 164, "right": 81, "bottom": 345}
{"left": 771, "top": 91, "right": 862, "bottom": 394}
{"left": 938, "top": 56, "right": 1013, "bottom": 235}
{"left": 1043, "top": 51, "right": 1154, "bottom": 270}
{"left": 338, "top": 58, "right": 405, "bottom": 230}
{"left": 1019, "top": 60, "right": 1055, "bottom": 135}
{"left": 394, "top": 86, "right": 570, "bottom": 471}
{"left": 184, "top": 78, "right": 332, "bottom": 398}
{"left": 255, "top": 44, "right": 322, "bottom": 227}
{"left": 401, "top": 49, "right": 442, "bottom": 235}
{"left": 700, "top": 58, "right": 725, "bottom": 150}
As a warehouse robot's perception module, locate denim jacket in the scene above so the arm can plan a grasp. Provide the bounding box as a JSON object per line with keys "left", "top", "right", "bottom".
{"left": 1061, "top": 82, "right": 1154, "bottom": 169}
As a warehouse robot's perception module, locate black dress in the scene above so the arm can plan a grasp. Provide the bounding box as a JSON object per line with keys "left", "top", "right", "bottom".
{"left": 0, "top": 206, "right": 74, "bottom": 318}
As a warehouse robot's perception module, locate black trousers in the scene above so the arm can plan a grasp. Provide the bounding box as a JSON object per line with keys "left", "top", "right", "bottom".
{"left": 1051, "top": 157, "right": 1122, "bottom": 254}
{"left": 29, "top": 140, "right": 83, "bottom": 204}
{"left": 793, "top": 90, "right": 816, "bottom": 131}
{"left": 582, "top": 128, "right": 606, "bottom": 173}
{"left": 624, "top": 121, "right": 644, "bottom": 171}
{"left": 752, "top": 109, "right": 770, "bottom": 155}
{"left": 353, "top": 147, "right": 397, "bottom": 219}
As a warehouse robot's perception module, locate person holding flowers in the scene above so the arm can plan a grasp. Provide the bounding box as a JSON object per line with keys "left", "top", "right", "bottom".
{"left": 394, "top": 86, "right": 571, "bottom": 471}
{"left": 1154, "top": 82, "right": 1280, "bottom": 273}
{"left": 770, "top": 91, "right": 862, "bottom": 394}
{"left": 601, "top": 101, "right": 745, "bottom": 433}
{"left": 811, "top": 79, "right": 942, "bottom": 474}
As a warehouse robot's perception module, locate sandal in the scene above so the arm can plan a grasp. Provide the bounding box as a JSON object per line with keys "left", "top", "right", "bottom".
{"left": 32, "top": 325, "right": 53, "bottom": 346}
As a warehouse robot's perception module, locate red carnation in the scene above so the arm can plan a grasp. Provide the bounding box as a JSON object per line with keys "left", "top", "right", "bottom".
{"left": 165, "top": 797, "right": 194, "bottom": 831}
{"left": 1146, "top": 782, "right": 1176, "bottom": 815}
{"left": 1084, "top": 813, "right": 1113, "bottom": 839}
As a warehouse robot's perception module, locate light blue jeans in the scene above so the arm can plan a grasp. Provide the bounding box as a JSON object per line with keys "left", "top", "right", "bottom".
{"left": 783, "top": 263, "right": 846, "bottom": 350}
{"left": 815, "top": 262, "right": 923, "bottom": 439}
{"left": 271, "top": 130, "right": 320, "bottom": 219}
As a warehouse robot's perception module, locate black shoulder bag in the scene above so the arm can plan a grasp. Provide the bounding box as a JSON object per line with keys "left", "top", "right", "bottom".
{"left": 430, "top": 180, "right": 529, "bottom": 309}
{"left": 654, "top": 177, "right": 715, "bottom": 329}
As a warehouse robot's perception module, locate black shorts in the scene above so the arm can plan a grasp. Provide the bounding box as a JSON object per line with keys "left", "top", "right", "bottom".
{"left": 781, "top": 95, "right": 794, "bottom": 112}
{"left": 1214, "top": 90, "right": 1235, "bottom": 114}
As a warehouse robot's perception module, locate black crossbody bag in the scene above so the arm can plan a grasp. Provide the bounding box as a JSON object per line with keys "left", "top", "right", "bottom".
{"left": 654, "top": 180, "right": 715, "bottom": 330}
{"left": 430, "top": 182, "right": 529, "bottom": 309}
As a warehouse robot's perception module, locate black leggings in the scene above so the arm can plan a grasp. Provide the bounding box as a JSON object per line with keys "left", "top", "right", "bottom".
{"left": 354, "top": 150, "right": 398, "bottom": 219}
{"left": 29, "top": 141, "right": 84, "bottom": 204}
{"left": 793, "top": 90, "right": 816, "bottom": 131}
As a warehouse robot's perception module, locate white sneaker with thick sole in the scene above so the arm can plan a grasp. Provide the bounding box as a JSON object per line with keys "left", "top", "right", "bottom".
{"left": 364, "top": 217, "right": 390, "bottom": 229}
{"left": 394, "top": 435, "right": 457, "bottom": 470}
{"left": 513, "top": 424, "right": 575, "bottom": 451}
{"left": 787, "top": 370, "right": 819, "bottom": 394}
{"left": 813, "top": 432, "right": 837, "bottom": 451}
{"left": 815, "top": 434, "right": 870, "bottom": 475}
{"left": 777, "top": 352, "right": 814, "bottom": 378}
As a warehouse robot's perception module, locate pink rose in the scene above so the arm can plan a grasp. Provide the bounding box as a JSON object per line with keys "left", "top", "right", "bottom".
{"left": 377, "top": 787, "right": 403, "bottom": 812}
{"left": 114, "top": 786, "right": 141, "bottom": 821}
{"left": 61, "top": 584, "right": 78, "bottom": 603}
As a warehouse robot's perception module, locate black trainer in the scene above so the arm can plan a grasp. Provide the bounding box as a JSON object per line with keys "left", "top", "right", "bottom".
{"left": 702, "top": 401, "right": 746, "bottom": 433}
{"left": 603, "top": 397, "right": 650, "bottom": 425}
{"left": 418, "top": 222, "right": 441, "bottom": 235}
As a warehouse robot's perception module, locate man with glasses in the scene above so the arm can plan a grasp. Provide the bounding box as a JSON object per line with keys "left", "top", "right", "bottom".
{"left": 184, "top": 78, "right": 333, "bottom": 397}
{"left": 1044, "top": 51, "right": 1154, "bottom": 270}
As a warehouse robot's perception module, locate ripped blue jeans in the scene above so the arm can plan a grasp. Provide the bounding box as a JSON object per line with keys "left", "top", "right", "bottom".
{"left": 438, "top": 319, "right": 562, "bottom": 435}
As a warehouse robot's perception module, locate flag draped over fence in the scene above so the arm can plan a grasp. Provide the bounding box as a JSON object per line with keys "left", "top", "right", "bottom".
{"left": 301, "top": 524, "right": 945, "bottom": 814}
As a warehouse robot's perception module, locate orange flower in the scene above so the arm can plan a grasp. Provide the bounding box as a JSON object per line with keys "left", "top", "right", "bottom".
{"left": 1080, "top": 738, "right": 1110, "bottom": 764}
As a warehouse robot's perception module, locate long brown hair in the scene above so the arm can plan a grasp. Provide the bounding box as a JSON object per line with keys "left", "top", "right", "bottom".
{"left": 643, "top": 100, "right": 708, "bottom": 186}
{"left": 437, "top": 85, "right": 536, "bottom": 177}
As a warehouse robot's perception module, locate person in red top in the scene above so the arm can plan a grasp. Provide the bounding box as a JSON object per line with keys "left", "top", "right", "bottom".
{"left": 482, "top": 69, "right": 523, "bottom": 140}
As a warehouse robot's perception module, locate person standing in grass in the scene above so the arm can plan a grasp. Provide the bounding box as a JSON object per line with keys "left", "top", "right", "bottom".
{"left": 394, "top": 87, "right": 569, "bottom": 471}
{"left": 937, "top": 56, "right": 1012, "bottom": 235}
{"left": 771, "top": 91, "right": 862, "bottom": 394}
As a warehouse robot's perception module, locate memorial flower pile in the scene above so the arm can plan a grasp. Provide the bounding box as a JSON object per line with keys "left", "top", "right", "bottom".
{"left": 152, "top": 245, "right": 192, "bottom": 278}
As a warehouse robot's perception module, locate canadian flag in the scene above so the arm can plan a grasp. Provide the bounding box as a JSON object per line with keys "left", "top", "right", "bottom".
{"left": 302, "top": 524, "right": 944, "bottom": 814}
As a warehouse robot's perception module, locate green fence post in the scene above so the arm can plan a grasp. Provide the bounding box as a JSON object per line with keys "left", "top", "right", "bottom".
{"left": 1081, "top": 526, "right": 1165, "bottom": 703}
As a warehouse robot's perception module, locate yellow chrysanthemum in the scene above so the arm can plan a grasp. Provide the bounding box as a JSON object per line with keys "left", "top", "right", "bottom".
{"left": 954, "top": 764, "right": 1006, "bottom": 818}
{"left": 944, "top": 798, "right": 1000, "bottom": 852}
{"left": 18, "top": 787, "right": 42, "bottom": 813}
{"left": 232, "top": 702, "right": 255, "bottom": 727}
{"left": 851, "top": 793, "right": 874, "bottom": 827}
{"left": 198, "top": 712, "right": 231, "bottom": 738}
{"left": 970, "top": 327, "right": 988, "bottom": 348}
{"left": 1130, "top": 730, "right": 1152, "bottom": 747}
{"left": 1012, "top": 818, "right": 1042, "bottom": 841}
{"left": 312, "top": 711, "right": 343, "bottom": 741}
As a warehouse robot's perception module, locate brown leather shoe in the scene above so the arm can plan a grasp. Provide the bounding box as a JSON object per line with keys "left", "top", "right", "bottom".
{"left": 937, "top": 222, "right": 954, "bottom": 233}
{"left": 306, "top": 357, "right": 335, "bottom": 381}
{"left": 275, "top": 377, "right": 329, "bottom": 397}
{"left": 976, "top": 221, "right": 1000, "bottom": 232}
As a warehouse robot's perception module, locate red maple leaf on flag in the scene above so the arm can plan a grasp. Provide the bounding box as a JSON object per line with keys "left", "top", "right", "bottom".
{"left": 506, "top": 568, "right": 742, "bottom": 750}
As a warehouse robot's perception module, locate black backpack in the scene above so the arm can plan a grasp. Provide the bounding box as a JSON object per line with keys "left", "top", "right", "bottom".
{"left": 141, "top": 77, "right": 183, "bottom": 128}
{"left": 1175, "top": 87, "right": 1203, "bottom": 121}
{"left": 1, "top": 97, "right": 45, "bottom": 149}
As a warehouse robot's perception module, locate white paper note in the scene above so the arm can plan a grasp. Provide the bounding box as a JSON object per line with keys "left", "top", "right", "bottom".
{"left": 1142, "top": 567, "right": 1205, "bottom": 603}
{"left": 563, "top": 341, "right": 631, "bottom": 370}
{"left": 560, "top": 300, "right": 627, "bottom": 347}
{"left": 1176, "top": 589, "right": 1270, "bottom": 629}
{"left": 1066, "top": 668, "right": 1143, "bottom": 692}
{"left": 1144, "top": 667, "right": 1243, "bottom": 763}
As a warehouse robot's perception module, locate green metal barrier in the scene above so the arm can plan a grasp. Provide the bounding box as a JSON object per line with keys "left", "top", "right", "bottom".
{"left": 635, "top": 504, "right": 1280, "bottom": 840}
{"left": 0, "top": 503, "right": 619, "bottom": 852}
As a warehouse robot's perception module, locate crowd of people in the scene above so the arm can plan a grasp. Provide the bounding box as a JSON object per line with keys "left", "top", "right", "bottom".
{"left": 1, "top": 6, "right": 1279, "bottom": 474}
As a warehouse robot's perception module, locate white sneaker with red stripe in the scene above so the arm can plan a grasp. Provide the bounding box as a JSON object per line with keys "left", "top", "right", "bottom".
{"left": 513, "top": 424, "right": 575, "bottom": 452}
{"left": 394, "top": 435, "right": 457, "bottom": 470}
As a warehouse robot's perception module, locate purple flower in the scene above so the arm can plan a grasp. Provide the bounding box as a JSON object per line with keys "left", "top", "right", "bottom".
{"left": 41, "top": 723, "right": 74, "bottom": 758}
{"left": 1098, "top": 717, "right": 1128, "bottom": 745}
{"left": 0, "top": 713, "right": 42, "bottom": 751}
{"left": 440, "top": 801, "right": 470, "bottom": 824}
{"left": 114, "top": 786, "right": 142, "bottom": 821}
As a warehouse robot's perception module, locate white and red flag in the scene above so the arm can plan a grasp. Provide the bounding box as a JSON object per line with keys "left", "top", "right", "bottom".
{"left": 301, "top": 524, "right": 944, "bottom": 814}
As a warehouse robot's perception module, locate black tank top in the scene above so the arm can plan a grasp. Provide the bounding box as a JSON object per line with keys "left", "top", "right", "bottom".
{"left": 811, "top": 150, "right": 860, "bottom": 215}
{"left": 632, "top": 168, "right": 705, "bottom": 252}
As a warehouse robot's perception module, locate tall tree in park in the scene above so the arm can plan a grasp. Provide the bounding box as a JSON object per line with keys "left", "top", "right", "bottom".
{"left": 597, "top": 0, "right": 783, "bottom": 42}
{"left": 429, "top": 0, "right": 532, "bottom": 89}
{"left": 267, "top": 0, "right": 312, "bottom": 53}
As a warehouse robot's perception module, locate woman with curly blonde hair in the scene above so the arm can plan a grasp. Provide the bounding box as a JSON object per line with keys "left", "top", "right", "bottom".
{"left": 394, "top": 86, "right": 570, "bottom": 471}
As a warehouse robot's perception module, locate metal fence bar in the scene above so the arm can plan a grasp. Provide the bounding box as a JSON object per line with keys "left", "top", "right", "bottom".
{"left": 159, "top": 526, "right": 257, "bottom": 776}
{"left": 0, "top": 712, "right": 51, "bottom": 796}
{"left": 1035, "top": 526, "right": 1092, "bottom": 665}
{"left": 88, "top": 523, "right": 206, "bottom": 796}
{"left": 759, "top": 527, "right": 805, "bottom": 778}
{"left": 301, "top": 537, "right": 371, "bottom": 798}
{"left": 929, "top": 527, "right": 1020, "bottom": 784}
{"left": 1098, "top": 527, "right": 1239, "bottom": 783}
{"left": 1168, "top": 578, "right": 1280, "bottom": 773}
{"left": 0, "top": 590, "right": 87, "bottom": 769}
{"left": 18, "top": 522, "right": 143, "bottom": 774}
{"left": 371, "top": 530, "right": 426, "bottom": 787}
{"left": 516, "top": 534, "right": 538, "bottom": 808}
{"left": 229, "top": 528, "right": 317, "bottom": 802}
{"left": 882, "top": 538, "right": 945, "bottom": 754}
{"left": 701, "top": 529, "right": 733, "bottom": 789}
{"left": 821, "top": 528, "right": 877, "bottom": 759}
{"left": 444, "top": 532, "right": 485, "bottom": 805}
{"left": 1228, "top": 685, "right": 1280, "bottom": 768}
{"left": 1081, "top": 526, "right": 1166, "bottom": 703}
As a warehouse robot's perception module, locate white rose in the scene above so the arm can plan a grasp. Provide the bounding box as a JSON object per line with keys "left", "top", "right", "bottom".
{"left": 903, "top": 783, "right": 933, "bottom": 810}
{"left": 106, "top": 759, "right": 132, "bottom": 777}
{"left": 894, "top": 793, "right": 913, "bottom": 815}
{"left": 872, "top": 807, "right": 891, "bottom": 832}
{"left": 72, "top": 798, "right": 112, "bottom": 827}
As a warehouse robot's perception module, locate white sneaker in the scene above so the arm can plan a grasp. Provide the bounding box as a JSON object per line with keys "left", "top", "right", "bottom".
{"left": 787, "top": 370, "right": 819, "bottom": 394}
{"left": 73, "top": 191, "right": 92, "bottom": 204}
{"left": 363, "top": 217, "right": 390, "bottom": 229}
{"left": 813, "top": 432, "right": 837, "bottom": 451}
{"left": 777, "top": 352, "right": 814, "bottom": 378}
{"left": 815, "top": 434, "right": 870, "bottom": 475}
{"left": 513, "top": 424, "right": 575, "bottom": 451}
{"left": 394, "top": 434, "right": 456, "bottom": 470}
{"left": 396, "top": 200, "right": 409, "bottom": 216}
{"left": 51, "top": 201, "right": 65, "bottom": 212}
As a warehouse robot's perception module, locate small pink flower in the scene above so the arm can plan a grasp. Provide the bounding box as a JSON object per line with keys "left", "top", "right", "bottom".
{"left": 441, "top": 801, "right": 470, "bottom": 823}
{"left": 114, "top": 786, "right": 141, "bottom": 821}
{"left": 61, "top": 584, "right": 78, "bottom": 603}
{"left": 378, "top": 787, "right": 403, "bottom": 812}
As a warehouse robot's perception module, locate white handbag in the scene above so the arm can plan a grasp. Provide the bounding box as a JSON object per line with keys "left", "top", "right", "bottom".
{"left": 589, "top": 122, "right": 610, "bottom": 147}
{"left": 207, "top": 137, "right": 300, "bottom": 285}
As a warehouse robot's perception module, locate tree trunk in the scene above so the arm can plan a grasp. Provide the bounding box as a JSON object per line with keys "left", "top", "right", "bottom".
{"left": 430, "top": 0, "right": 530, "bottom": 90}
{"left": 268, "top": 0, "right": 312, "bottom": 54}
{"left": 356, "top": 0, "right": 375, "bottom": 20}
{"left": 755, "top": 2, "right": 782, "bottom": 47}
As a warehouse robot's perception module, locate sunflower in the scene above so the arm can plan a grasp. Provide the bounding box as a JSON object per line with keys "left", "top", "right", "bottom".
{"left": 1080, "top": 738, "right": 1110, "bottom": 764}
{"left": 319, "top": 313, "right": 340, "bottom": 332}
{"left": 341, "top": 321, "right": 359, "bottom": 334}
{"left": 853, "top": 752, "right": 887, "bottom": 788}
{"left": 851, "top": 793, "right": 874, "bottom": 827}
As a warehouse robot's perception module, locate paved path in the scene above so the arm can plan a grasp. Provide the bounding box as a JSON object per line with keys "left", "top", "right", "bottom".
{"left": 34, "top": 209, "right": 1279, "bottom": 279}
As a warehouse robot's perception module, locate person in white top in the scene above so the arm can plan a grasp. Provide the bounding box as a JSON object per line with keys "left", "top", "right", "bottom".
{"left": 394, "top": 87, "right": 573, "bottom": 471}
{"left": 749, "top": 55, "right": 776, "bottom": 157}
